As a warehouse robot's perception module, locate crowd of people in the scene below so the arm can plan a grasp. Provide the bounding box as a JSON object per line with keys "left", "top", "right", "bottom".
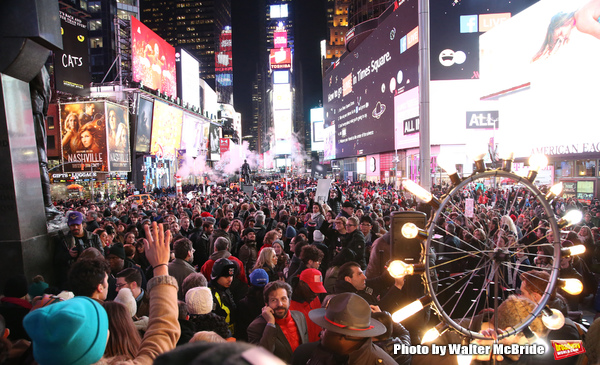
{"left": 1, "top": 177, "right": 600, "bottom": 364}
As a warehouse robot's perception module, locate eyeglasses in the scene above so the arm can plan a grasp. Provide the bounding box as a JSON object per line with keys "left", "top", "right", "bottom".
{"left": 334, "top": 221, "right": 343, "bottom": 225}
{"left": 115, "top": 283, "right": 127, "bottom": 289}
{"left": 345, "top": 224, "right": 356, "bottom": 227}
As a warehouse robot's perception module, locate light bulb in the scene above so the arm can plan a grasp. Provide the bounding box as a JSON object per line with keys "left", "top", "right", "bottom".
{"left": 559, "top": 278, "right": 584, "bottom": 295}
{"left": 542, "top": 308, "right": 565, "bottom": 330}
{"left": 391, "top": 296, "right": 430, "bottom": 322}
{"left": 546, "top": 182, "right": 563, "bottom": 200}
{"left": 422, "top": 327, "right": 441, "bottom": 344}
{"left": 436, "top": 153, "right": 462, "bottom": 186}
{"left": 558, "top": 210, "right": 583, "bottom": 228}
{"left": 529, "top": 154, "right": 548, "bottom": 172}
{"left": 567, "top": 245, "right": 585, "bottom": 256}
{"left": 436, "top": 154, "right": 457, "bottom": 175}
{"left": 401, "top": 223, "right": 419, "bottom": 239}
{"left": 421, "top": 323, "right": 448, "bottom": 344}
{"left": 402, "top": 179, "right": 432, "bottom": 203}
{"left": 388, "top": 260, "right": 413, "bottom": 278}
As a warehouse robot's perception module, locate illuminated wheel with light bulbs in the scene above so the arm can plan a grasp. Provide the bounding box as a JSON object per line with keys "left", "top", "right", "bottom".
{"left": 391, "top": 156, "right": 586, "bottom": 343}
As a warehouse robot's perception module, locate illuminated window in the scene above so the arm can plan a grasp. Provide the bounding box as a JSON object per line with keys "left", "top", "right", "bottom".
{"left": 89, "top": 19, "right": 102, "bottom": 31}
{"left": 90, "top": 37, "right": 103, "bottom": 48}
{"left": 88, "top": 1, "right": 101, "bottom": 12}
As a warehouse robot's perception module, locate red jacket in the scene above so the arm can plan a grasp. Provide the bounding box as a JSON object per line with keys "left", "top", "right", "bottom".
{"left": 290, "top": 296, "right": 322, "bottom": 342}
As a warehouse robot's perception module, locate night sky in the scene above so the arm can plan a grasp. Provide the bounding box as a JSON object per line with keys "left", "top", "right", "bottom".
{"left": 232, "top": 0, "right": 328, "bottom": 139}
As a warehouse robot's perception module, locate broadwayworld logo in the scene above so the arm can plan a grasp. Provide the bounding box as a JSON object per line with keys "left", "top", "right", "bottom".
{"left": 552, "top": 340, "right": 586, "bottom": 360}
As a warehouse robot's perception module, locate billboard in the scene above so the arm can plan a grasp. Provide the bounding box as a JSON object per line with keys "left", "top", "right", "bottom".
{"left": 273, "top": 70, "right": 289, "bottom": 84}
{"left": 177, "top": 49, "right": 200, "bottom": 109}
{"left": 216, "top": 73, "right": 233, "bottom": 86}
{"left": 209, "top": 123, "right": 221, "bottom": 161}
{"left": 55, "top": 11, "right": 90, "bottom": 96}
{"left": 323, "top": 0, "right": 419, "bottom": 158}
{"left": 180, "top": 113, "right": 206, "bottom": 155}
{"left": 215, "top": 29, "right": 233, "bottom": 72}
{"left": 274, "top": 30, "right": 287, "bottom": 48}
{"left": 270, "top": 48, "right": 292, "bottom": 69}
{"left": 106, "top": 103, "right": 131, "bottom": 172}
{"left": 131, "top": 16, "right": 177, "bottom": 97}
{"left": 59, "top": 102, "right": 108, "bottom": 172}
{"left": 270, "top": 4, "right": 289, "bottom": 18}
{"left": 429, "top": 0, "right": 538, "bottom": 80}
{"left": 311, "top": 107, "right": 325, "bottom": 152}
{"left": 220, "top": 138, "right": 230, "bottom": 157}
{"left": 273, "top": 83, "right": 292, "bottom": 110}
{"left": 478, "top": 0, "right": 600, "bottom": 159}
{"left": 273, "top": 110, "right": 292, "bottom": 140}
{"left": 135, "top": 97, "right": 153, "bottom": 154}
{"left": 150, "top": 100, "right": 183, "bottom": 159}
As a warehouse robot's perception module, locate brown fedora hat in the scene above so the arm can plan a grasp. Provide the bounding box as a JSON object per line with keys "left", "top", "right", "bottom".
{"left": 309, "top": 293, "right": 386, "bottom": 337}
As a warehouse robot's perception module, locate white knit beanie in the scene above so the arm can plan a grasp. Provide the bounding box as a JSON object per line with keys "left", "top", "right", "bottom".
{"left": 186, "top": 287, "right": 213, "bottom": 315}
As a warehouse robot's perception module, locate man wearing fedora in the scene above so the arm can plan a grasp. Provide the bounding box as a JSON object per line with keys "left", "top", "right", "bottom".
{"left": 248, "top": 281, "right": 309, "bottom": 364}
{"left": 292, "top": 293, "right": 396, "bottom": 365}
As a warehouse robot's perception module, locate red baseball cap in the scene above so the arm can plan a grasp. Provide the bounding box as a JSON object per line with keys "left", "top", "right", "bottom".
{"left": 299, "top": 269, "right": 327, "bottom": 294}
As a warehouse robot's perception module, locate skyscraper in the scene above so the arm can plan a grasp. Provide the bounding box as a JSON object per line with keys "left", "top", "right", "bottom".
{"left": 140, "top": 0, "right": 233, "bottom": 103}
{"left": 84, "top": 0, "right": 140, "bottom": 83}
{"left": 323, "top": 0, "right": 349, "bottom": 74}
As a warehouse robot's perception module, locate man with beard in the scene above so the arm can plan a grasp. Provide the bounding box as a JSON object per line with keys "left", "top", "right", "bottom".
{"left": 168, "top": 238, "right": 196, "bottom": 299}
{"left": 54, "top": 211, "right": 104, "bottom": 289}
{"left": 190, "top": 219, "right": 213, "bottom": 269}
{"left": 248, "top": 281, "right": 308, "bottom": 364}
{"left": 238, "top": 228, "right": 258, "bottom": 277}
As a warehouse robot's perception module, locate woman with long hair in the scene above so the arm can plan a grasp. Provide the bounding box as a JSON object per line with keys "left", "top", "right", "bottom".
{"left": 272, "top": 240, "right": 289, "bottom": 279}
{"left": 308, "top": 202, "right": 325, "bottom": 229}
{"left": 229, "top": 218, "right": 243, "bottom": 256}
{"left": 107, "top": 108, "right": 119, "bottom": 149}
{"left": 78, "top": 122, "right": 103, "bottom": 154}
{"left": 103, "top": 301, "right": 142, "bottom": 360}
{"left": 93, "top": 228, "right": 110, "bottom": 248}
{"left": 61, "top": 112, "right": 82, "bottom": 154}
{"left": 252, "top": 247, "right": 279, "bottom": 282}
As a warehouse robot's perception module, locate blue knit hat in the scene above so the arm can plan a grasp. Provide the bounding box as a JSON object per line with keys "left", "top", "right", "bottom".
{"left": 23, "top": 296, "right": 109, "bottom": 365}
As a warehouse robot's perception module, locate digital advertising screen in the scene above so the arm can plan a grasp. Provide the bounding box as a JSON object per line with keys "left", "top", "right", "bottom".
{"left": 55, "top": 11, "right": 90, "bottom": 96}
{"left": 180, "top": 113, "right": 206, "bottom": 155}
{"left": 216, "top": 73, "right": 233, "bottom": 86}
{"left": 270, "top": 4, "right": 289, "bottom": 19}
{"left": 323, "top": 0, "right": 419, "bottom": 159}
{"left": 311, "top": 107, "right": 325, "bottom": 152}
{"left": 209, "top": 123, "right": 221, "bottom": 161}
{"left": 273, "top": 110, "right": 292, "bottom": 140}
{"left": 135, "top": 97, "right": 153, "bottom": 154}
{"left": 106, "top": 103, "right": 131, "bottom": 172}
{"left": 150, "top": 100, "right": 183, "bottom": 159}
{"left": 478, "top": 0, "right": 600, "bottom": 159}
{"left": 269, "top": 48, "right": 292, "bottom": 69}
{"left": 273, "top": 83, "right": 292, "bottom": 110}
{"left": 429, "top": 0, "right": 538, "bottom": 80}
{"left": 177, "top": 49, "right": 200, "bottom": 109}
{"left": 131, "top": 16, "right": 177, "bottom": 97}
{"left": 274, "top": 30, "right": 288, "bottom": 48}
{"left": 215, "top": 29, "right": 233, "bottom": 72}
{"left": 273, "top": 70, "right": 290, "bottom": 84}
{"left": 59, "top": 102, "right": 108, "bottom": 172}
